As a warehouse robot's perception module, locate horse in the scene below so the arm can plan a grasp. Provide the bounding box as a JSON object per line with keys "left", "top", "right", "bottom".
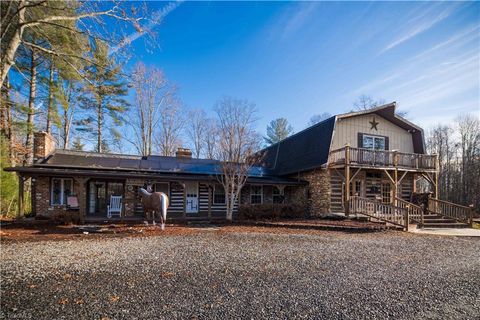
{"left": 138, "top": 188, "right": 169, "bottom": 230}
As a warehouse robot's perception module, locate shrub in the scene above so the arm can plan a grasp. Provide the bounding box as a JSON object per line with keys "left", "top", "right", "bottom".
{"left": 238, "top": 203, "right": 307, "bottom": 220}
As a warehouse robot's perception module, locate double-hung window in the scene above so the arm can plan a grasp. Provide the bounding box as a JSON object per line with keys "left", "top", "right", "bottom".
{"left": 250, "top": 185, "right": 263, "bottom": 204}
{"left": 363, "top": 135, "right": 386, "bottom": 150}
{"left": 213, "top": 184, "right": 226, "bottom": 204}
{"left": 51, "top": 178, "right": 73, "bottom": 205}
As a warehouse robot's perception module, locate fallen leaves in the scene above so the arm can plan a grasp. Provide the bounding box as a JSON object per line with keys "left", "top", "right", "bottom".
{"left": 160, "top": 271, "right": 175, "bottom": 278}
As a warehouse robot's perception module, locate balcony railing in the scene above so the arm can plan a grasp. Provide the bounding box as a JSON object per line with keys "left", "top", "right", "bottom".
{"left": 328, "top": 146, "right": 437, "bottom": 171}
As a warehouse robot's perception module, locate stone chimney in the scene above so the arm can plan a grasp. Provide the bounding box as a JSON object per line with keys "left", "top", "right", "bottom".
{"left": 34, "top": 131, "right": 55, "bottom": 161}
{"left": 176, "top": 147, "right": 192, "bottom": 159}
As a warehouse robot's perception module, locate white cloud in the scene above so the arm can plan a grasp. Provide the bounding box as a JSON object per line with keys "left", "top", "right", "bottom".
{"left": 110, "top": 1, "right": 183, "bottom": 55}
{"left": 379, "top": 4, "right": 459, "bottom": 54}
{"left": 280, "top": 2, "right": 318, "bottom": 40}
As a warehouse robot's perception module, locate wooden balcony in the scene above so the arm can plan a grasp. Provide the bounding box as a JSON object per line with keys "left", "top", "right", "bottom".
{"left": 328, "top": 146, "right": 437, "bottom": 172}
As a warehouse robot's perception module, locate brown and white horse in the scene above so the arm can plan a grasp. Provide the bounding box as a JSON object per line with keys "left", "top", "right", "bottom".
{"left": 139, "top": 188, "right": 169, "bottom": 230}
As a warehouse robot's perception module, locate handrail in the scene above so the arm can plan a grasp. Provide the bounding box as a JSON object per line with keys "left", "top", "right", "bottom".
{"left": 328, "top": 147, "right": 437, "bottom": 170}
{"left": 428, "top": 197, "right": 473, "bottom": 225}
{"left": 396, "top": 197, "right": 423, "bottom": 225}
{"left": 349, "top": 196, "right": 409, "bottom": 230}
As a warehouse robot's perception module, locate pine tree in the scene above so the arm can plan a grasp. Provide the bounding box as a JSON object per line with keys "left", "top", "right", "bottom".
{"left": 77, "top": 40, "right": 129, "bottom": 153}
{"left": 264, "top": 118, "right": 293, "bottom": 145}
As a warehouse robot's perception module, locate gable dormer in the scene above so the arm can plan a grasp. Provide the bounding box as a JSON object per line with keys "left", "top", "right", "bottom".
{"left": 331, "top": 102, "right": 425, "bottom": 154}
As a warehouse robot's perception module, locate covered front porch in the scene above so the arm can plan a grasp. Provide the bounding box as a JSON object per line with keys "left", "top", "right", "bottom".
{"left": 14, "top": 170, "right": 307, "bottom": 223}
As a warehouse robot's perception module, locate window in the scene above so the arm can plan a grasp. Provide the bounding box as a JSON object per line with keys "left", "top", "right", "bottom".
{"left": 213, "top": 184, "right": 226, "bottom": 204}
{"left": 154, "top": 183, "right": 169, "bottom": 195}
{"left": 250, "top": 185, "right": 263, "bottom": 204}
{"left": 363, "top": 135, "right": 385, "bottom": 150}
{"left": 51, "top": 178, "right": 73, "bottom": 205}
{"left": 273, "top": 186, "right": 284, "bottom": 204}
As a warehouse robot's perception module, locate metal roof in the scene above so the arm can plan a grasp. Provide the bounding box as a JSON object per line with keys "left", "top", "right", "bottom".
{"left": 6, "top": 150, "right": 306, "bottom": 186}
{"left": 258, "top": 116, "right": 336, "bottom": 175}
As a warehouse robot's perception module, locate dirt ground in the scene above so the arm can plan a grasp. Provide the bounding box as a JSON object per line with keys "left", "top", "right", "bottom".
{"left": 0, "top": 219, "right": 390, "bottom": 243}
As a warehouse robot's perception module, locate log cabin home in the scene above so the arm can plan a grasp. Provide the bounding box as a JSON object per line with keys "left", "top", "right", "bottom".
{"left": 8, "top": 102, "right": 473, "bottom": 227}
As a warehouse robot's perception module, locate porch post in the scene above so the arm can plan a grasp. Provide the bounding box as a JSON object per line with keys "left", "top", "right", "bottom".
{"left": 17, "top": 174, "right": 25, "bottom": 219}
{"left": 74, "top": 177, "right": 88, "bottom": 223}
{"left": 393, "top": 151, "right": 398, "bottom": 206}
{"left": 208, "top": 184, "right": 212, "bottom": 221}
{"left": 412, "top": 173, "right": 417, "bottom": 194}
{"left": 345, "top": 145, "right": 351, "bottom": 215}
{"left": 434, "top": 154, "right": 439, "bottom": 199}
{"left": 182, "top": 182, "right": 187, "bottom": 221}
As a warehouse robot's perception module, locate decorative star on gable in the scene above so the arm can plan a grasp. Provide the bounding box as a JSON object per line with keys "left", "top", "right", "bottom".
{"left": 369, "top": 117, "right": 379, "bottom": 131}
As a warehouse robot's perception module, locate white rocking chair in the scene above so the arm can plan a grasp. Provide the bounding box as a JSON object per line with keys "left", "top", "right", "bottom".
{"left": 107, "top": 195, "right": 122, "bottom": 218}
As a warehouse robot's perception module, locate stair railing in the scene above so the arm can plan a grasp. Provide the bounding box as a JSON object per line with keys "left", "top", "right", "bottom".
{"left": 396, "top": 197, "right": 424, "bottom": 226}
{"left": 349, "top": 196, "right": 409, "bottom": 230}
{"left": 428, "top": 197, "right": 474, "bottom": 226}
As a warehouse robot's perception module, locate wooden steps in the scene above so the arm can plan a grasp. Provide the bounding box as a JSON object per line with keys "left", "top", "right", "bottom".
{"left": 422, "top": 214, "right": 470, "bottom": 228}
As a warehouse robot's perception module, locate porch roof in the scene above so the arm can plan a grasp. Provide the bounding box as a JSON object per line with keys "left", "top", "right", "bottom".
{"left": 5, "top": 151, "right": 307, "bottom": 186}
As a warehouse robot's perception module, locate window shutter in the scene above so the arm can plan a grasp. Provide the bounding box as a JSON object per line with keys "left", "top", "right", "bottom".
{"left": 357, "top": 133, "right": 363, "bottom": 148}
{"left": 385, "top": 137, "right": 389, "bottom": 150}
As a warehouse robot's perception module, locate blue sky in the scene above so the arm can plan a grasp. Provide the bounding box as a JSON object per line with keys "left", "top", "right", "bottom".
{"left": 125, "top": 1, "right": 479, "bottom": 135}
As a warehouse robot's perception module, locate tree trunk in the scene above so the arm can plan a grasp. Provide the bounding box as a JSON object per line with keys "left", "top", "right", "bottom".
{"left": 1, "top": 76, "right": 14, "bottom": 164}
{"left": 0, "top": 0, "right": 26, "bottom": 89}
{"left": 63, "top": 109, "right": 70, "bottom": 149}
{"left": 25, "top": 46, "right": 37, "bottom": 165}
{"left": 97, "top": 102, "right": 102, "bottom": 153}
{"left": 46, "top": 61, "right": 55, "bottom": 133}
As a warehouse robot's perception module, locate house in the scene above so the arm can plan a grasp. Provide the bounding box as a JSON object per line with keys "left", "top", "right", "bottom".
{"left": 6, "top": 134, "right": 306, "bottom": 221}
{"left": 259, "top": 102, "right": 438, "bottom": 215}
{"left": 6, "top": 102, "right": 441, "bottom": 222}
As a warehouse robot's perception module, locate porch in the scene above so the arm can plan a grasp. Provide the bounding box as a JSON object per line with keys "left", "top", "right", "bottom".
{"left": 328, "top": 146, "right": 439, "bottom": 214}
{"left": 16, "top": 174, "right": 307, "bottom": 222}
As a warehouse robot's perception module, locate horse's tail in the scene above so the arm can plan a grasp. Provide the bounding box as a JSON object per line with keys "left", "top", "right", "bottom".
{"left": 161, "top": 193, "right": 168, "bottom": 223}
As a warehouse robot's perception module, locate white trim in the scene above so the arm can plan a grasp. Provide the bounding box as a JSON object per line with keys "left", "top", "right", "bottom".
{"left": 50, "top": 178, "right": 73, "bottom": 206}
{"left": 185, "top": 182, "right": 199, "bottom": 214}
{"left": 250, "top": 185, "right": 263, "bottom": 204}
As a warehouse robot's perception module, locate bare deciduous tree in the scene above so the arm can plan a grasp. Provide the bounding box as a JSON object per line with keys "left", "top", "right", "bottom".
{"left": 204, "top": 118, "right": 218, "bottom": 159}
{"left": 307, "top": 112, "right": 331, "bottom": 127}
{"left": 214, "top": 96, "right": 260, "bottom": 221}
{"left": 185, "top": 108, "right": 208, "bottom": 158}
{"left": 425, "top": 114, "right": 480, "bottom": 212}
{"left": 156, "top": 90, "right": 184, "bottom": 156}
{"left": 128, "top": 63, "right": 169, "bottom": 156}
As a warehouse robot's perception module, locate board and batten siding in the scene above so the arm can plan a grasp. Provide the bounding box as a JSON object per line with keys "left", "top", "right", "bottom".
{"left": 331, "top": 114, "right": 414, "bottom": 153}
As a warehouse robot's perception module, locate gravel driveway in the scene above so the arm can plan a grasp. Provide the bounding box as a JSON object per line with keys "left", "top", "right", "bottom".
{"left": 1, "top": 227, "right": 479, "bottom": 319}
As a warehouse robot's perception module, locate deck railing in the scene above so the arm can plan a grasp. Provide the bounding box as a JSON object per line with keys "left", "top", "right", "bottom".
{"left": 328, "top": 146, "right": 437, "bottom": 171}
{"left": 396, "top": 197, "right": 423, "bottom": 224}
{"left": 428, "top": 198, "right": 474, "bottom": 225}
{"left": 349, "top": 196, "right": 408, "bottom": 229}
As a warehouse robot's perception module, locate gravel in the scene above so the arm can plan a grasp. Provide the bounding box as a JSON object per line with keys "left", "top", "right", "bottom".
{"left": 1, "top": 228, "right": 479, "bottom": 319}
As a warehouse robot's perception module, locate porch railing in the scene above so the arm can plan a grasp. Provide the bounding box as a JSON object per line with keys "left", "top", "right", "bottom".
{"left": 349, "top": 196, "right": 408, "bottom": 229}
{"left": 328, "top": 146, "right": 437, "bottom": 171}
{"left": 396, "top": 197, "right": 423, "bottom": 224}
{"left": 428, "top": 198, "right": 474, "bottom": 225}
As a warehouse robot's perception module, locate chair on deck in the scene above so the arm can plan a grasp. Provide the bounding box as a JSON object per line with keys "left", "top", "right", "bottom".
{"left": 107, "top": 195, "right": 122, "bottom": 218}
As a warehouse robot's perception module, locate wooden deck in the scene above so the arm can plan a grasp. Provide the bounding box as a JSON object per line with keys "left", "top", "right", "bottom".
{"left": 328, "top": 146, "right": 437, "bottom": 172}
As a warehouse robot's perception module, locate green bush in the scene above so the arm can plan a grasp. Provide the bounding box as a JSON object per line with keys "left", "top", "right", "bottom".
{"left": 0, "top": 136, "right": 18, "bottom": 217}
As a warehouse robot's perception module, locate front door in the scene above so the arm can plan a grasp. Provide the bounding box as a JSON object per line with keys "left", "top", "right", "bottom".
{"left": 89, "top": 181, "right": 106, "bottom": 215}
{"left": 185, "top": 182, "right": 199, "bottom": 214}
{"left": 88, "top": 180, "right": 124, "bottom": 216}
